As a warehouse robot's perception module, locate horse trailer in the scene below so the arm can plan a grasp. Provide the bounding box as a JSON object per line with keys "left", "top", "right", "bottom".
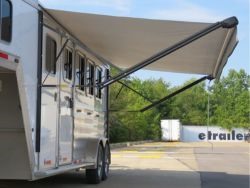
{"left": 0, "top": 0, "right": 238, "bottom": 184}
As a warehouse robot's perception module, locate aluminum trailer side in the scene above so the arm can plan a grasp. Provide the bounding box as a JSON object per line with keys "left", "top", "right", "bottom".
{"left": 0, "top": 0, "right": 110, "bottom": 183}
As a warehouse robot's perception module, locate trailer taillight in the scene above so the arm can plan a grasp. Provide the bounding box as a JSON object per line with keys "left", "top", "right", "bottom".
{"left": 0, "top": 50, "right": 19, "bottom": 63}
{"left": 0, "top": 52, "right": 8, "bottom": 60}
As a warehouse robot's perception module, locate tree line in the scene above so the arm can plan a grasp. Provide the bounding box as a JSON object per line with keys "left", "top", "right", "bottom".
{"left": 109, "top": 69, "right": 250, "bottom": 143}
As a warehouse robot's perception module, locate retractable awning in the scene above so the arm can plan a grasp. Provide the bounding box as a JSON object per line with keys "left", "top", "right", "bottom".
{"left": 42, "top": 7, "right": 238, "bottom": 112}
{"left": 44, "top": 8, "right": 238, "bottom": 79}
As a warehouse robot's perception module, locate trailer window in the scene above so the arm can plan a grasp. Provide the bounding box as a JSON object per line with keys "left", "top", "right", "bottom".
{"left": 64, "top": 49, "right": 73, "bottom": 80}
{"left": 87, "top": 60, "right": 94, "bottom": 95}
{"left": 45, "top": 36, "right": 57, "bottom": 74}
{"left": 76, "top": 54, "right": 85, "bottom": 91}
{"left": 0, "top": 0, "right": 12, "bottom": 42}
{"left": 96, "top": 67, "right": 102, "bottom": 99}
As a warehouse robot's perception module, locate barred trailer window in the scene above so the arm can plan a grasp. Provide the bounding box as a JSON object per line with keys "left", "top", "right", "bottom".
{"left": 95, "top": 67, "right": 102, "bottom": 99}
{"left": 75, "top": 54, "right": 85, "bottom": 91}
{"left": 79, "top": 56, "right": 85, "bottom": 91}
{"left": 64, "top": 49, "right": 73, "bottom": 80}
{"left": 87, "top": 60, "right": 95, "bottom": 95}
{"left": 45, "top": 36, "right": 57, "bottom": 74}
{"left": 0, "top": 0, "right": 12, "bottom": 42}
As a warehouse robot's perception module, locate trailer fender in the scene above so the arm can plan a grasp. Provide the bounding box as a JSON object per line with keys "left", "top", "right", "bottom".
{"left": 85, "top": 137, "right": 108, "bottom": 168}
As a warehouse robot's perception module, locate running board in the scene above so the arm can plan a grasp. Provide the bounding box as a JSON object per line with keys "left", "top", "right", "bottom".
{"left": 34, "top": 163, "right": 95, "bottom": 180}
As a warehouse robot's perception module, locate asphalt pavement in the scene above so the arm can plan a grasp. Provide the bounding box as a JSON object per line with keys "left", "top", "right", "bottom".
{"left": 0, "top": 142, "right": 249, "bottom": 188}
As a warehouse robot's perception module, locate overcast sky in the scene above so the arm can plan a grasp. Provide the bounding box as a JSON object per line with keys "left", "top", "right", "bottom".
{"left": 40, "top": 0, "right": 249, "bottom": 86}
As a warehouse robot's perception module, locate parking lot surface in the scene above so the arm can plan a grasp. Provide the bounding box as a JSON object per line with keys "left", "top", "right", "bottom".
{"left": 0, "top": 142, "right": 249, "bottom": 188}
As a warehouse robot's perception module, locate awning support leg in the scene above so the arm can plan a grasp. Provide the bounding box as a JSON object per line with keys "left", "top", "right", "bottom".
{"left": 115, "top": 85, "right": 124, "bottom": 99}
{"left": 116, "top": 80, "right": 154, "bottom": 103}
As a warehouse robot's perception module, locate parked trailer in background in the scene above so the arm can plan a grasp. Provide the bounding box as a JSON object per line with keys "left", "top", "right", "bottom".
{"left": 161, "top": 120, "right": 181, "bottom": 141}
{"left": 0, "top": 0, "right": 238, "bottom": 184}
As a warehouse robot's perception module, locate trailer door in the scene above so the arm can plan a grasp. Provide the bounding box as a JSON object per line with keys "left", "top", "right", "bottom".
{"left": 39, "top": 33, "right": 59, "bottom": 170}
{"left": 58, "top": 47, "right": 74, "bottom": 165}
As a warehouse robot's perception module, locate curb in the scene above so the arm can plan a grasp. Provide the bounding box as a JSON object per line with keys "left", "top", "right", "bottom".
{"left": 110, "top": 140, "right": 154, "bottom": 149}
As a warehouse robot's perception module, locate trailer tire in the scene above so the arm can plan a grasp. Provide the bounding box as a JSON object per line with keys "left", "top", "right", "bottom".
{"left": 102, "top": 143, "right": 110, "bottom": 180}
{"left": 86, "top": 145, "right": 104, "bottom": 184}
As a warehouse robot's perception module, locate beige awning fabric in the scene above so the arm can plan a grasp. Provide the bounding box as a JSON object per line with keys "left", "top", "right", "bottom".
{"left": 45, "top": 8, "right": 238, "bottom": 78}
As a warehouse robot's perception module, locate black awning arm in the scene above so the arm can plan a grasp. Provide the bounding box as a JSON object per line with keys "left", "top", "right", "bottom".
{"left": 140, "top": 75, "right": 212, "bottom": 112}
{"left": 108, "top": 74, "right": 154, "bottom": 103}
{"left": 116, "top": 80, "right": 154, "bottom": 103}
{"left": 100, "top": 17, "right": 238, "bottom": 89}
{"left": 115, "top": 84, "right": 125, "bottom": 99}
{"left": 109, "top": 75, "right": 212, "bottom": 113}
{"left": 109, "top": 109, "right": 140, "bottom": 113}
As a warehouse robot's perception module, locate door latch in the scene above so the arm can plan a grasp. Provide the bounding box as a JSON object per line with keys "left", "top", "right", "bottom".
{"left": 64, "top": 96, "right": 73, "bottom": 108}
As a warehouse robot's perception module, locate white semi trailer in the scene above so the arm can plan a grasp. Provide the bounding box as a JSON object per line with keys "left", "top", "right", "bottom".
{"left": 161, "top": 120, "right": 181, "bottom": 142}
{"left": 0, "top": 0, "right": 238, "bottom": 184}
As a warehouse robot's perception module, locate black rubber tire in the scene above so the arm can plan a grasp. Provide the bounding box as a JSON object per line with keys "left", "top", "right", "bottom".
{"left": 102, "top": 144, "right": 111, "bottom": 180}
{"left": 86, "top": 145, "right": 104, "bottom": 184}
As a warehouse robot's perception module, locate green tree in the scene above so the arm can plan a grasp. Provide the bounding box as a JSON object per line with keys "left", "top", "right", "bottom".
{"left": 109, "top": 77, "right": 169, "bottom": 142}
{"left": 168, "top": 79, "right": 208, "bottom": 125}
{"left": 109, "top": 69, "right": 249, "bottom": 143}
{"left": 210, "top": 69, "right": 250, "bottom": 129}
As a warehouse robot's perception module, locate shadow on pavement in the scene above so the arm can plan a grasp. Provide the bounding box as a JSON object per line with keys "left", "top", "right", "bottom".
{"left": 200, "top": 171, "right": 249, "bottom": 188}
{"left": 0, "top": 169, "right": 249, "bottom": 188}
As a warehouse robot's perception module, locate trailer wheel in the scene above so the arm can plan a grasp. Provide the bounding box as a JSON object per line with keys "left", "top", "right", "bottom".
{"left": 102, "top": 143, "right": 110, "bottom": 180}
{"left": 86, "top": 145, "right": 104, "bottom": 184}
